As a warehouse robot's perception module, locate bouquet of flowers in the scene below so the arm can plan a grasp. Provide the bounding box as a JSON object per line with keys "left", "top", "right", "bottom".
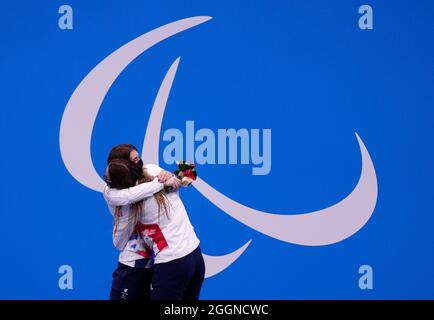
{"left": 165, "top": 161, "right": 197, "bottom": 191}
{"left": 174, "top": 160, "right": 197, "bottom": 186}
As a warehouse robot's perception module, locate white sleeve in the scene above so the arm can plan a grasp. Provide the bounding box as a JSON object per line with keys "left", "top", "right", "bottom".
{"left": 103, "top": 178, "right": 164, "bottom": 206}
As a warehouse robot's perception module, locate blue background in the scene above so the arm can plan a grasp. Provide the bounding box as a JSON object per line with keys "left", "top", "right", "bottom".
{"left": 1, "top": 0, "right": 433, "bottom": 299}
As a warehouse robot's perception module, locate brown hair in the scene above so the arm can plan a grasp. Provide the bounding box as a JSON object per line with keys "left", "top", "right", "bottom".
{"left": 107, "top": 144, "right": 137, "bottom": 165}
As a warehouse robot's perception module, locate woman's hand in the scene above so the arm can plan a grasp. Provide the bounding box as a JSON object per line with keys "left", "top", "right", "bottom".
{"left": 156, "top": 170, "right": 173, "bottom": 183}
{"left": 164, "top": 176, "right": 182, "bottom": 191}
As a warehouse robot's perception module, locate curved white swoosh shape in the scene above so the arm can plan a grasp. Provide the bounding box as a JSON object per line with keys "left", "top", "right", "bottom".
{"left": 59, "top": 16, "right": 250, "bottom": 278}
{"left": 60, "top": 16, "right": 213, "bottom": 191}
{"left": 203, "top": 240, "right": 252, "bottom": 278}
{"left": 140, "top": 56, "right": 251, "bottom": 277}
{"left": 193, "top": 133, "right": 378, "bottom": 245}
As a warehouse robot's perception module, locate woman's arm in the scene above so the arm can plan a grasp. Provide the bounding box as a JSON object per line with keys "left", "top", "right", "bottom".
{"left": 103, "top": 177, "right": 164, "bottom": 206}
{"left": 145, "top": 164, "right": 182, "bottom": 191}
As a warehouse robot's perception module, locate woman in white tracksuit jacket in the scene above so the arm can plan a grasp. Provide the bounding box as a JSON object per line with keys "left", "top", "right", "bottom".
{"left": 104, "top": 159, "right": 205, "bottom": 300}
{"left": 104, "top": 143, "right": 175, "bottom": 300}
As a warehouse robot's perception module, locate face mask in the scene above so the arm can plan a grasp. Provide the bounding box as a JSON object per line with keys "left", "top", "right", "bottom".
{"left": 136, "top": 158, "right": 144, "bottom": 168}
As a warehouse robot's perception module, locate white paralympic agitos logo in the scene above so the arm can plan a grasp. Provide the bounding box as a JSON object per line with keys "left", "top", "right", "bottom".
{"left": 59, "top": 16, "right": 378, "bottom": 278}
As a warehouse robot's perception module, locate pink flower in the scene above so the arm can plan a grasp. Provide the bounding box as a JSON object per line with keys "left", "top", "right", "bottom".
{"left": 184, "top": 169, "right": 196, "bottom": 180}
